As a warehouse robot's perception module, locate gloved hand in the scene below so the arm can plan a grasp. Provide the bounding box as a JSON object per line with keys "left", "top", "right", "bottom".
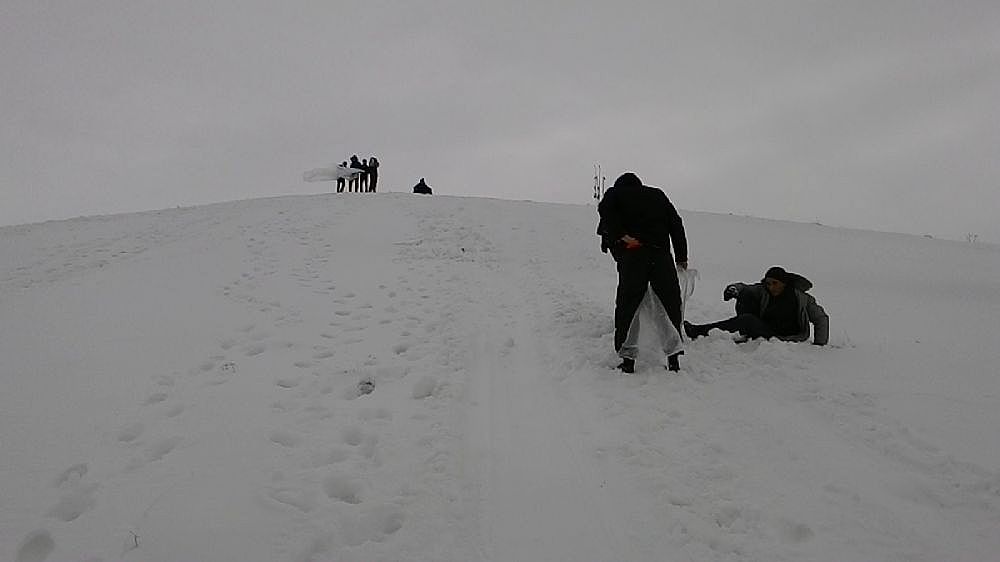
{"left": 723, "top": 284, "right": 741, "bottom": 301}
{"left": 621, "top": 235, "right": 642, "bottom": 250}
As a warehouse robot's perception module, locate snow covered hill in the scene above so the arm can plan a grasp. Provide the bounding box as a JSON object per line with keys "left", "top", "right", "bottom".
{"left": 2, "top": 193, "right": 999, "bottom": 562}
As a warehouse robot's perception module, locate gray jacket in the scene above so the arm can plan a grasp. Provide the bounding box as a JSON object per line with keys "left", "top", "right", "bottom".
{"left": 726, "top": 281, "right": 830, "bottom": 345}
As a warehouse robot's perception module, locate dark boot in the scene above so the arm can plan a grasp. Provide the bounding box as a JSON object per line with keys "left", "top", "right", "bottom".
{"left": 617, "top": 358, "right": 635, "bottom": 374}
{"left": 683, "top": 321, "right": 706, "bottom": 339}
{"left": 666, "top": 353, "right": 680, "bottom": 372}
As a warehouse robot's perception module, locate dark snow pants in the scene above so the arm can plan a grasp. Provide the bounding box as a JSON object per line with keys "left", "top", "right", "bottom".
{"left": 698, "top": 313, "right": 776, "bottom": 339}
{"left": 613, "top": 246, "right": 683, "bottom": 353}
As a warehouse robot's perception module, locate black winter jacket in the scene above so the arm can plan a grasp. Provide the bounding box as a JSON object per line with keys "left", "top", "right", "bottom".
{"left": 597, "top": 181, "right": 687, "bottom": 262}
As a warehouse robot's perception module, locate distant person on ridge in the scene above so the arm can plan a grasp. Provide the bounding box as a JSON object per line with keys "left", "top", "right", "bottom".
{"left": 684, "top": 266, "right": 829, "bottom": 345}
{"left": 597, "top": 172, "right": 688, "bottom": 373}
{"left": 413, "top": 178, "right": 432, "bottom": 195}
{"left": 349, "top": 155, "right": 364, "bottom": 192}
{"left": 367, "top": 156, "right": 379, "bottom": 192}
{"left": 336, "top": 161, "right": 348, "bottom": 193}
{"left": 360, "top": 158, "right": 370, "bottom": 192}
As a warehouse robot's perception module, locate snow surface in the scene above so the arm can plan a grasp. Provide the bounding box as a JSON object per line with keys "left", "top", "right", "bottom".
{"left": 2, "top": 193, "right": 999, "bottom": 562}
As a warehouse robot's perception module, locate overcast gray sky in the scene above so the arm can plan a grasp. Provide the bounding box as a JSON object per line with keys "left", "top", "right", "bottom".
{"left": 3, "top": 1, "right": 999, "bottom": 242}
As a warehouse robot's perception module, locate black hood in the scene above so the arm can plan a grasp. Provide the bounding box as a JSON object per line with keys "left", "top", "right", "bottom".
{"left": 612, "top": 172, "right": 643, "bottom": 191}
{"left": 763, "top": 266, "right": 813, "bottom": 292}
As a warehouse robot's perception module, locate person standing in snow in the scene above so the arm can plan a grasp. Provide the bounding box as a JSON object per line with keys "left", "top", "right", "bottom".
{"left": 598, "top": 172, "right": 688, "bottom": 373}
{"left": 367, "top": 156, "right": 380, "bottom": 192}
{"left": 336, "top": 161, "right": 348, "bottom": 193}
{"left": 358, "top": 158, "right": 370, "bottom": 192}
{"left": 413, "top": 178, "right": 432, "bottom": 195}
{"left": 684, "top": 266, "right": 829, "bottom": 345}
{"left": 349, "top": 155, "right": 364, "bottom": 192}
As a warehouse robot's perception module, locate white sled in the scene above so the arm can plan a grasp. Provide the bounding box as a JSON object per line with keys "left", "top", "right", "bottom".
{"left": 303, "top": 165, "right": 365, "bottom": 183}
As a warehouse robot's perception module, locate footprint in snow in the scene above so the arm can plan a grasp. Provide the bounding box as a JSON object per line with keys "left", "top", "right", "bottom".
{"left": 155, "top": 375, "right": 175, "bottom": 387}
{"left": 146, "top": 436, "right": 180, "bottom": 462}
{"left": 324, "top": 473, "right": 364, "bottom": 504}
{"left": 339, "top": 504, "right": 405, "bottom": 546}
{"left": 310, "top": 448, "right": 351, "bottom": 467}
{"left": 265, "top": 487, "right": 317, "bottom": 513}
{"left": 341, "top": 425, "right": 365, "bottom": 446}
{"left": 355, "top": 379, "right": 375, "bottom": 397}
{"left": 143, "top": 392, "right": 168, "bottom": 406}
{"left": 53, "top": 463, "right": 88, "bottom": 488}
{"left": 48, "top": 464, "right": 99, "bottom": 522}
{"left": 47, "top": 484, "right": 98, "bottom": 522}
{"left": 269, "top": 429, "right": 301, "bottom": 448}
{"left": 412, "top": 376, "right": 439, "bottom": 399}
{"left": 16, "top": 529, "right": 55, "bottom": 562}
{"left": 777, "top": 519, "right": 815, "bottom": 543}
{"left": 117, "top": 422, "right": 145, "bottom": 444}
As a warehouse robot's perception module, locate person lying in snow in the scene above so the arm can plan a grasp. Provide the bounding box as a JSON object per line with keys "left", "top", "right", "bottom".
{"left": 684, "top": 266, "right": 829, "bottom": 345}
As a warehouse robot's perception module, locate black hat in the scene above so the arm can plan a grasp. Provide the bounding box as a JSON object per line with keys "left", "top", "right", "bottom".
{"left": 764, "top": 266, "right": 790, "bottom": 283}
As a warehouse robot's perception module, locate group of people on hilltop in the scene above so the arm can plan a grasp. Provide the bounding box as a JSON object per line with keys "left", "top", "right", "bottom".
{"left": 597, "top": 172, "right": 829, "bottom": 374}
{"left": 331, "top": 155, "right": 436, "bottom": 196}
{"left": 336, "top": 155, "right": 380, "bottom": 193}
